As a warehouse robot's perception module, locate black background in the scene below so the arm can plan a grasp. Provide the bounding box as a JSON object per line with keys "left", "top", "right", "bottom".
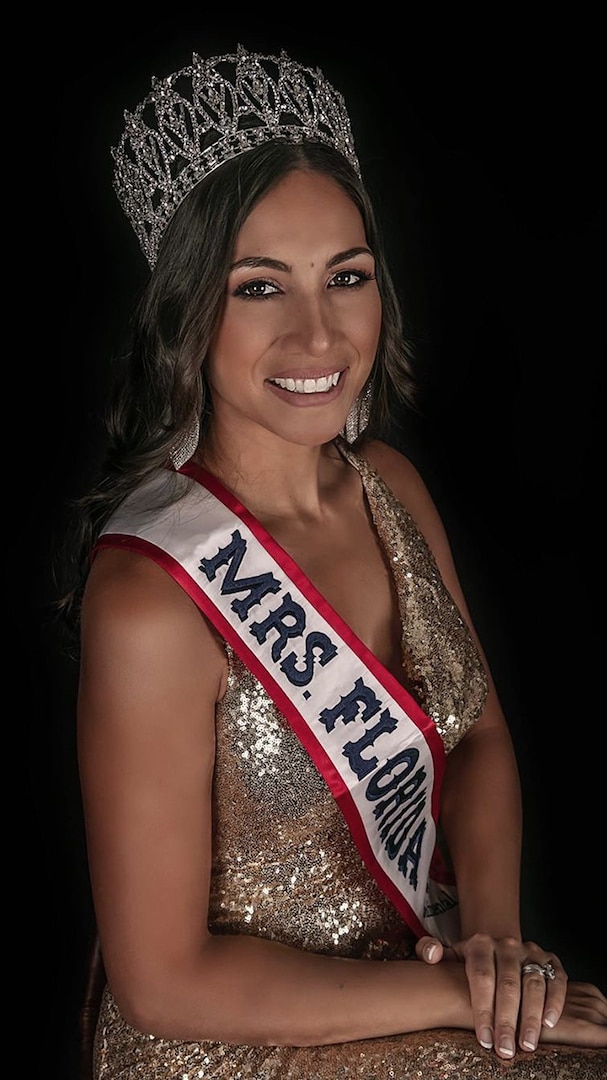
{"left": 21, "top": 12, "right": 605, "bottom": 1075}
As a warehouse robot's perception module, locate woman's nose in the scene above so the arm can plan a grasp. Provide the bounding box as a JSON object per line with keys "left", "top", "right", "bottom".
{"left": 288, "top": 294, "right": 335, "bottom": 356}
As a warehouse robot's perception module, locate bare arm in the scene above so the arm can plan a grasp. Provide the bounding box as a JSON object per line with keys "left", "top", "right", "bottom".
{"left": 362, "top": 440, "right": 602, "bottom": 1057}
{"left": 363, "top": 439, "right": 523, "bottom": 937}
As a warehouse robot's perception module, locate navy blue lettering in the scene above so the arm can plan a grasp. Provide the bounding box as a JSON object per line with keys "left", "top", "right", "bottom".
{"left": 370, "top": 760, "right": 428, "bottom": 888}
{"left": 198, "top": 530, "right": 281, "bottom": 621}
{"left": 317, "top": 677, "right": 381, "bottom": 734}
{"left": 342, "top": 708, "right": 399, "bottom": 780}
{"left": 365, "top": 748, "right": 428, "bottom": 889}
{"left": 364, "top": 748, "right": 420, "bottom": 799}
{"left": 249, "top": 593, "right": 306, "bottom": 662}
{"left": 397, "top": 819, "right": 426, "bottom": 889}
{"left": 379, "top": 792, "right": 426, "bottom": 855}
{"left": 372, "top": 766, "right": 426, "bottom": 821}
{"left": 280, "top": 631, "right": 338, "bottom": 687}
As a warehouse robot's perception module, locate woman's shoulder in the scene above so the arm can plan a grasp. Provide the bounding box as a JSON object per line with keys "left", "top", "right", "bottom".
{"left": 82, "top": 545, "right": 228, "bottom": 705}
{"left": 84, "top": 546, "right": 199, "bottom": 638}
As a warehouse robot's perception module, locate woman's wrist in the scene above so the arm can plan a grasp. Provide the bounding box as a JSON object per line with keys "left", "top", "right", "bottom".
{"left": 402, "top": 959, "right": 473, "bottom": 1033}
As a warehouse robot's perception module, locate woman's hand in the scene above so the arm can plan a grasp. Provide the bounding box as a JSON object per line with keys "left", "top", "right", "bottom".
{"left": 415, "top": 933, "right": 573, "bottom": 1058}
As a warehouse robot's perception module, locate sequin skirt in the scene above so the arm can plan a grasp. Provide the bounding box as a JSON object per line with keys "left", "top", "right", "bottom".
{"left": 94, "top": 986, "right": 606, "bottom": 1079}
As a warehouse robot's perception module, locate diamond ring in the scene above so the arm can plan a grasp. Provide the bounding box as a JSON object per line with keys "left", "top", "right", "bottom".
{"left": 521, "top": 961, "right": 557, "bottom": 980}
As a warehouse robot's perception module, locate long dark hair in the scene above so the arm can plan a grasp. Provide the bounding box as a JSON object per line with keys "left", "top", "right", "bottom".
{"left": 55, "top": 140, "right": 418, "bottom": 647}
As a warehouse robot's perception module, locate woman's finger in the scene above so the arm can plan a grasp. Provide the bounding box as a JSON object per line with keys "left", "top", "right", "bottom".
{"left": 415, "top": 936, "right": 444, "bottom": 964}
{"left": 518, "top": 955, "right": 568, "bottom": 1050}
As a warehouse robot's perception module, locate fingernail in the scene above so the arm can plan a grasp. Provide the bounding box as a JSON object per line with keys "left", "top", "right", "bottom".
{"left": 522, "top": 1031, "right": 537, "bottom": 1051}
{"left": 544, "top": 1011, "right": 557, "bottom": 1029}
{"left": 498, "top": 1037, "right": 515, "bottom": 1058}
{"left": 425, "top": 944, "right": 437, "bottom": 962}
{"left": 480, "top": 1028, "right": 493, "bottom": 1050}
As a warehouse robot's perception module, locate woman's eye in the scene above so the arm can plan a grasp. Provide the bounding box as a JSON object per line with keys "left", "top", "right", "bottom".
{"left": 329, "top": 269, "right": 374, "bottom": 288}
{"left": 233, "top": 279, "right": 280, "bottom": 299}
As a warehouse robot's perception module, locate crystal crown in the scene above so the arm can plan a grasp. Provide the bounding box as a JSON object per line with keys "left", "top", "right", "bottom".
{"left": 112, "top": 45, "right": 361, "bottom": 267}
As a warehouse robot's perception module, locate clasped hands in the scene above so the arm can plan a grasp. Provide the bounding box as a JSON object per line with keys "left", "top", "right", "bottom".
{"left": 415, "top": 932, "right": 607, "bottom": 1059}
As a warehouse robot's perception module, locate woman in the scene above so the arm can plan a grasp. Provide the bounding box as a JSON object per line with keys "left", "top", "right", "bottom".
{"left": 60, "top": 46, "right": 606, "bottom": 1078}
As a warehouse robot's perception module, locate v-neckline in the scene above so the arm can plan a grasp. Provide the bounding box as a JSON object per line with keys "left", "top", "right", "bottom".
{"left": 180, "top": 441, "right": 408, "bottom": 694}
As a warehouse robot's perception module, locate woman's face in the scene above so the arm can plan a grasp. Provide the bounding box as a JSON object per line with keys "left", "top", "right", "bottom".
{"left": 207, "top": 168, "right": 382, "bottom": 449}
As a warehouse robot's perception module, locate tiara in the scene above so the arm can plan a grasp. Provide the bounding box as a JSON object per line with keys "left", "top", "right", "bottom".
{"left": 112, "top": 45, "right": 361, "bottom": 267}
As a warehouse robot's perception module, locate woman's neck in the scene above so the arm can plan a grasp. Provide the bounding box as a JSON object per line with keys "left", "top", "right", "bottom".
{"left": 198, "top": 427, "right": 346, "bottom": 523}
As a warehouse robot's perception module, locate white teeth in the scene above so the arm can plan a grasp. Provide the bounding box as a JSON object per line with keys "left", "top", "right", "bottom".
{"left": 271, "top": 372, "right": 341, "bottom": 394}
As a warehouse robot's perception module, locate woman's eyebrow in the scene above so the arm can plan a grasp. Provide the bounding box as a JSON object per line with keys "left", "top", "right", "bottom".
{"left": 327, "top": 246, "right": 374, "bottom": 268}
{"left": 230, "top": 247, "right": 374, "bottom": 273}
{"left": 230, "top": 256, "right": 290, "bottom": 272}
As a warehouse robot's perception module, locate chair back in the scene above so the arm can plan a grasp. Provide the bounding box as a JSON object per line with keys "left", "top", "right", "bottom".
{"left": 79, "top": 933, "right": 106, "bottom": 1080}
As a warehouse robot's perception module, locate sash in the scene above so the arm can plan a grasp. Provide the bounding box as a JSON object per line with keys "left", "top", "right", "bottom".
{"left": 98, "top": 463, "right": 460, "bottom": 944}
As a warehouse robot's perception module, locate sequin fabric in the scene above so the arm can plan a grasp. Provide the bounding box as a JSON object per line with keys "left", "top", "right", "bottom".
{"left": 342, "top": 444, "right": 488, "bottom": 754}
{"left": 93, "top": 445, "right": 605, "bottom": 1078}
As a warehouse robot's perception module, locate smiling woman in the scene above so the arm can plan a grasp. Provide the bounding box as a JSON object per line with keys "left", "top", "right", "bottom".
{"left": 206, "top": 170, "right": 381, "bottom": 448}
{"left": 54, "top": 45, "right": 606, "bottom": 1080}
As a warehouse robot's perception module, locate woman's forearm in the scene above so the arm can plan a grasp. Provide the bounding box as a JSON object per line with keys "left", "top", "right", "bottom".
{"left": 117, "top": 934, "right": 473, "bottom": 1044}
{"left": 440, "top": 720, "right": 523, "bottom": 939}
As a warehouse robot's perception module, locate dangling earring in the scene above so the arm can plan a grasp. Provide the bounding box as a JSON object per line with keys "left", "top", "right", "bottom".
{"left": 169, "top": 415, "right": 200, "bottom": 470}
{"left": 343, "top": 380, "right": 373, "bottom": 444}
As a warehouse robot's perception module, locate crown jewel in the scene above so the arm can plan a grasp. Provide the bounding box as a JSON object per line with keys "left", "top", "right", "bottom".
{"left": 112, "top": 45, "right": 361, "bottom": 267}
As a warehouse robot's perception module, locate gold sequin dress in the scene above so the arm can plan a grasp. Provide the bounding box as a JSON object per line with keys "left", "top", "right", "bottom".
{"left": 93, "top": 444, "right": 606, "bottom": 1078}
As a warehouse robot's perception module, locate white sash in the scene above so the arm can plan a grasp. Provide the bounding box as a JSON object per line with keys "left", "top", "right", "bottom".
{"left": 99, "top": 463, "right": 460, "bottom": 943}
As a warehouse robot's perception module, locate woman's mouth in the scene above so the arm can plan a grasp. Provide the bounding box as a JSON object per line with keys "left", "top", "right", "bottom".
{"left": 268, "top": 371, "right": 341, "bottom": 394}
